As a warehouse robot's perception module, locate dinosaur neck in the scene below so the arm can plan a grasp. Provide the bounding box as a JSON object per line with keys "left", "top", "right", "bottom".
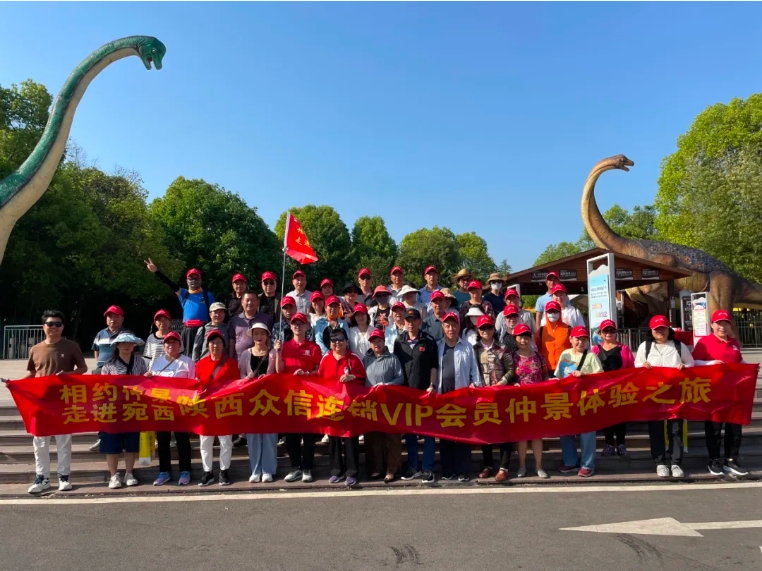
{"left": 580, "top": 164, "right": 633, "bottom": 253}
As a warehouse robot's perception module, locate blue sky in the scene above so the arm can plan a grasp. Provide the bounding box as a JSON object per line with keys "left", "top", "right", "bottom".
{"left": 2, "top": 2, "right": 761, "bottom": 272}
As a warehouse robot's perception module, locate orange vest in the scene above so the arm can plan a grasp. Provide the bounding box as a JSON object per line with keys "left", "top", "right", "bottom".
{"left": 537, "top": 321, "right": 571, "bottom": 372}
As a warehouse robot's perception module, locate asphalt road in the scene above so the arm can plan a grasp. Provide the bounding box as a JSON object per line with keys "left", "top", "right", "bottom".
{"left": 1, "top": 485, "right": 761, "bottom": 571}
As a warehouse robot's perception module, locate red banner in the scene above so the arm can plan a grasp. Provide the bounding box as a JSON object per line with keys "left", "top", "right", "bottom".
{"left": 6, "top": 364, "right": 758, "bottom": 443}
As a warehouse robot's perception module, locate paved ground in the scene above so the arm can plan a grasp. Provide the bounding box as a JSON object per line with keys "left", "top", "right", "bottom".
{"left": 1, "top": 484, "right": 761, "bottom": 570}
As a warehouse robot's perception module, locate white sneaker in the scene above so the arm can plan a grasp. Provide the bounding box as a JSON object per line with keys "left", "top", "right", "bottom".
{"left": 284, "top": 470, "right": 302, "bottom": 483}
{"left": 88, "top": 439, "right": 101, "bottom": 452}
{"left": 656, "top": 465, "right": 671, "bottom": 478}
{"left": 516, "top": 467, "right": 527, "bottom": 478}
{"left": 321, "top": 435, "right": 330, "bottom": 443}
{"left": 671, "top": 465, "right": 684, "bottom": 478}
{"left": 249, "top": 473, "right": 261, "bottom": 483}
{"left": 536, "top": 469, "right": 549, "bottom": 479}
{"left": 108, "top": 474, "right": 122, "bottom": 489}
{"left": 358, "top": 435, "right": 364, "bottom": 443}
{"left": 302, "top": 469, "right": 313, "bottom": 482}
{"left": 28, "top": 476, "right": 50, "bottom": 494}
{"left": 262, "top": 473, "right": 273, "bottom": 483}
{"left": 57, "top": 477, "right": 72, "bottom": 491}
{"left": 124, "top": 473, "right": 139, "bottom": 487}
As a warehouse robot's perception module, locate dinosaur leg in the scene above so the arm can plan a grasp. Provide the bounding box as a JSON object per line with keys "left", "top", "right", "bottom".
{"left": 707, "top": 272, "right": 738, "bottom": 339}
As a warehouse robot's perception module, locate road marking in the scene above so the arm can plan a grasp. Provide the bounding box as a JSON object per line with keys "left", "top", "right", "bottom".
{"left": 1, "top": 481, "right": 762, "bottom": 506}
{"left": 561, "top": 517, "right": 762, "bottom": 537}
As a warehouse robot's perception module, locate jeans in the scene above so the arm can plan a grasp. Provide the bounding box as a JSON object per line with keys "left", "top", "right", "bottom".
{"left": 648, "top": 419, "right": 684, "bottom": 466}
{"left": 247, "top": 433, "right": 278, "bottom": 476}
{"left": 560, "top": 432, "right": 596, "bottom": 470}
{"left": 405, "top": 434, "right": 436, "bottom": 472}
{"left": 705, "top": 421, "right": 742, "bottom": 461}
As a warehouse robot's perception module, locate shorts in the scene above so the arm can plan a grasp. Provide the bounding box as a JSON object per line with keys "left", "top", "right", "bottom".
{"left": 99, "top": 431, "right": 140, "bottom": 454}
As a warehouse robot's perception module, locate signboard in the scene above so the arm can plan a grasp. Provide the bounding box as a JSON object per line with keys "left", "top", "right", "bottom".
{"left": 691, "top": 293, "right": 709, "bottom": 346}
{"left": 615, "top": 268, "right": 633, "bottom": 280}
{"left": 560, "top": 269, "right": 577, "bottom": 281}
{"left": 531, "top": 271, "right": 548, "bottom": 282}
{"left": 642, "top": 268, "right": 660, "bottom": 280}
{"left": 586, "top": 253, "right": 617, "bottom": 346}
{"left": 681, "top": 294, "right": 693, "bottom": 331}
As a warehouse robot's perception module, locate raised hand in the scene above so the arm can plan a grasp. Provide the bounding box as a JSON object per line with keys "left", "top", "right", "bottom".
{"left": 144, "top": 258, "right": 158, "bottom": 273}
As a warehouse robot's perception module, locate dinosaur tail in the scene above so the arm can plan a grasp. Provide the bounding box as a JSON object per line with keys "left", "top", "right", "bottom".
{"left": 737, "top": 279, "right": 762, "bottom": 308}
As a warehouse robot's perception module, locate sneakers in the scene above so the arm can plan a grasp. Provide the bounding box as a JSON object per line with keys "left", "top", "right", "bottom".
{"left": 262, "top": 473, "right": 273, "bottom": 483}
{"left": 537, "top": 469, "right": 549, "bottom": 479}
{"left": 670, "top": 465, "right": 684, "bottom": 478}
{"left": 321, "top": 435, "right": 330, "bottom": 444}
{"left": 724, "top": 459, "right": 749, "bottom": 477}
{"left": 656, "top": 465, "right": 671, "bottom": 478}
{"left": 285, "top": 470, "right": 303, "bottom": 483}
{"left": 617, "top": 444, "right": 629, "bottom": 457}
{"left": 558, "top": 464, "right": 578, "bottom": 474}
{"left": 329, "top": 475, "right": 344, "bottom": 484}
{"left": 302, "top": 469, "right": 314, "bottom": 483}
{"left": 708, "top": 459, "right": 724, "bottom": 476}
{"left": 345, "top": 476, "right": 357, "bottom": 487}
{"left": 199, "top": 472, "right": 215, "bottom": 487}
{"left": 578, "top": 467, "right": 594, "bottom": 478}
{"left": 421, "top": 470, "right": 435, "bottom": 483}
{"left": 57, "top": 475, "right": 72, "bottom": 491}
{"left": 232, "top": 435, "right": 247, "bottom": 448}
{"left": 358, "top": 435, "right": 364, "bottom": 443}
{"left": 602, "top": 444, "right": 615, "bottom": 457}
{"left": 441, "top": 473, "right": 456, "bottom": 481}
{"left": 219, "top": 470, "right": 231, "bottom": 486}
{"left": 178, "top": 471, "right": 191, "bottom": 486}
{"left": 89, "top": 439, "right": 101, "bottom": 452}
{"left": 457, "top": 473, "right": 470, "bottom": 482}
{"left": 249, "top": 473, "right": 261, "bottom": 483}
{"left": 153, "top": 472, "right": 171, "bottom": 486}
{"left": 108, "top": 474, "right": 122, "bottom": 489}
{"left": 401, "top": 468, "right": 422, "bottom": 481}
{"left": 124, "top": 473, "right": 138, "bottom": 487}
{"left": 516, "top": 467, "right": 527, "bottom": 478}
{"left": 28, "top": 475, "right": 50, "bottom": 494}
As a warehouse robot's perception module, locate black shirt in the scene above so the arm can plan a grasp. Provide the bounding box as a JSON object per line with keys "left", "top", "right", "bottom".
{"left": 393, "top": 330, "right": 439, "bottom": 391}
{"left": 258, "top": 293, "right": 280, "bottom": 320}
{"left": 227, "top": 293, "right": 243, "bottom": 319}
{"left": 373, "top": 307, "right": 391, "bottom": 329}
{"left": 597, "top": 344, "right": 623, "bottom": 372}
{"left": 441, "top": 344, "right": 456, "bottom": 394}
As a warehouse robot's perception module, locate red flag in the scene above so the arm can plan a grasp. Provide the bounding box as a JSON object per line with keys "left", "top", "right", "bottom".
{"left": 284, "top": 213, "right": 318, "bottom": 264}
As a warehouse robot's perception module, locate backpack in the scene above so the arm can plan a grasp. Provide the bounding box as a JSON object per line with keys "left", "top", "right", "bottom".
{"left": 644, "top": 338, "right": 682, "bottom": 361}
{"left": 181, "top": 289, "right": 213, "bottom": 311}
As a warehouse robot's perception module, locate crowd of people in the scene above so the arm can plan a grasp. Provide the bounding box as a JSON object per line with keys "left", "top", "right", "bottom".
{"left": 17, "top": 262, "right": 751, "bottom": 493}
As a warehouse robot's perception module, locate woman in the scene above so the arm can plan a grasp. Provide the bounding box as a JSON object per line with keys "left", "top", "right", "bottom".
{"left": 314, "top": 296, "right": 351, "bottom": 355}
{"left": 439, "top": 288, "right": 460, "bottom": 313}
{"left": 362, "top": 329, "right": 404, "bottom": 482}
{"left": 368, "top": 285, "right": 393, "bottom": 329}
{"left": 308, "top": 291, "right": 327, "bottom": 328}
{"left": 349, "top": 303, "right": 372, "bottom": 358}
{"left": 100, "top": 332, "right": 148, "bottom": 489}
{"left": 147, "top": 331, "right": 196, "bottom": 486}
{"left": 537, "top": 300, "right": 571, "bottom": 377}
{"left": 340, "top": 282, "right": 360, "bottom": 321}
{"left": 513, "top": 323, "right": 550, "bottom": 479}
{"left": 591, "top": 319, "right": 635, "bottom": 457}
{"left": 473, "top": 316, "right": 516, "bottom": 482}
{"left": 555, "top": 326, "right": 604, "bottom": 478}
{"left": 196, "top": 330, "right": 241, "bottom": 487}
{"left": 318, "top": 328, "right": 366, "bottom": 487}
{"left": 692, "top": 309, "right": 749, "bottom": 477}
{"left": 461, "top": 306, "right": 484, "bottom": 346}
{"left": 384, "top": 302, "right": 407, "bottom": 353}
{"left": 238, "top": 322, "right": 279, "bottom": 483}
{"left": 635, "top": 315, "right": 695, "bottom": 478}
{"left": 143, "top": 309, "right": 173, "bottom": 367}
{"left": 398, "top": 285, "right": 427, "bottom": 320}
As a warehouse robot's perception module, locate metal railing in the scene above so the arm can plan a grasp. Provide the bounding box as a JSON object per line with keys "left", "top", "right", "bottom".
{"left": 2, "top": 325, "right": 45, "bottom": 359}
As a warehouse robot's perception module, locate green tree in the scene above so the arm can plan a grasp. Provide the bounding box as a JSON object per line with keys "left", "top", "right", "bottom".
{"left": 533, "top": 241, "right": 583, "bottom": 266}
{"left": 274, "top": 205, "right": 354, "bottom": 287}
{"left": 0, "top": 79, "right": 54, "bottom": 177}
{"left": 396, "top": 227, "right": 460, "bottom": 287}
{"left": 456, "top": 232, "right": 496, "bottom": 281}
{"left": 150, "top": 177, "right": 280, "bottom": 297}
{"left": 496, "top": 259, "right": 512, "bottom": 276}
{"left": 350, "top": 216, "right": 397, "bottom": 285}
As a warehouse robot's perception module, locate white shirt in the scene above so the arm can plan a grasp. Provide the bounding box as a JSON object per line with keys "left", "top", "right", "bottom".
{"left": 349, "top": 327, "right": 372, "bottom": 359}
{"left": 635, "top": 340, "right": 695, "bottom": 369}
{"left": 285, "top": 289, "right": 312, "bottom": 315}
{"left": 150, "top": 354, "right": 196, "bottom": 378}
{"left": 541, "top": 306, "right": 586, "bottom": 328}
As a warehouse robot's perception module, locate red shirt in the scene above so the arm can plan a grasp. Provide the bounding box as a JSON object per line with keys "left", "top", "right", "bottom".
{"left": 318, "top": 351, "right": 366, "bottom": 385}
{"left": 282, "top": 339, "right": 322, "bottom": 374}
{"left": 196, "top": 355, "right": 241, "bottom": 390}
{"left": 692, "top": 334, "right": 743, "bottom": 364}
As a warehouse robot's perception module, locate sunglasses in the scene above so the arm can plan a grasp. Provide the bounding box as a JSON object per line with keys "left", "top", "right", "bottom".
{"left": 330, "top": 338, "right": 347, "bottom": 344}
{"left": 478, "top": 326, "right": 494, "bottom": 331}
{"left": 263, "top": 280, "right": 276, "bottom": 286}
{"left": 44, "top": 321, "right": 63, "bottom": 328}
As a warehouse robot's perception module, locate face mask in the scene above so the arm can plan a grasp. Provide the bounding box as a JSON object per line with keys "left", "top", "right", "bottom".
{"left": 490, "top": 282, "right": 503, "bottom": 292}
{"left": 547, "top": 312, "right": 560, "bottom": 323}
{"left": 470, "top": 316, "right": 479, "bottom": 325}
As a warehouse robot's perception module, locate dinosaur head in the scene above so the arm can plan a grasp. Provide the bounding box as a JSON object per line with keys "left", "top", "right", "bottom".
{"left": 601, "top": 154, "right": 635, "bottom": 172}
{"left": 137, "top": 38, "right": 166, "bottom": 70}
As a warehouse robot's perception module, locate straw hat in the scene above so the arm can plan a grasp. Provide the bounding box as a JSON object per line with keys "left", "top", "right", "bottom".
{"left": 452, "top": 268, "right": 472, "bottom": 282}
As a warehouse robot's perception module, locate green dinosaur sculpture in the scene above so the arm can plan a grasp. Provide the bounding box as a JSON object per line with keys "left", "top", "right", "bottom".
{"left": 0, "top": 35, "right": 166, "bottom": 267}
{"left": 581, "top": 154, "right": 762, "bottom": 334}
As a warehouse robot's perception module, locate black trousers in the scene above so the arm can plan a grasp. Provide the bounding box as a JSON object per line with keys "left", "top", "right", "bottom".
{"left": 648, "top": 419, "right": 683, "bottom": 466}
{"left": 157, "top": 431, "right": 192, "bottom": 473}
{"left": 180, "top": 325, "right": 203, "bottom": 358}
{"left": 604, "top": 423, "right": 627, "bottom": 446}
{"left": 329, "top": 436, "right": 360, "bottom": 477}
{"left": 440, "top": 439, "right": 472, "bottom": 475}
{"left": 705, "top": 421, "right": 742, "bottom": 461}
{"left": 481, "top": 443, "right": 513, "bottom": 470}
{"left": 287, "top": 433, "right": 316, "bottom": 470}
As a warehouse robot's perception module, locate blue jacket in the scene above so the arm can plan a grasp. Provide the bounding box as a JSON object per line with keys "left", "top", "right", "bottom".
{"left": 313, "top": 318, "right": 351, "bottom": 355}
{"left": 436, "top": 338, "right": 482, "bottom": 393}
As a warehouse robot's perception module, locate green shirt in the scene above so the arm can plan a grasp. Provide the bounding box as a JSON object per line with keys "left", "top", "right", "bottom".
{"left": 555, "top": 348, "right": 603, "bottom": 378}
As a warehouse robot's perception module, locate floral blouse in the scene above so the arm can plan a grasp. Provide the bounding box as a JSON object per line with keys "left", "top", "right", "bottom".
{"left": 514, "top": 351, "right": 549, "bottom": 386}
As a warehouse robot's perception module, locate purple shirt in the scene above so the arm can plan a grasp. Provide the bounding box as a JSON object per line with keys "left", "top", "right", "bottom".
{"left": 228, "top": 312, "right": 274, "bottom": 359}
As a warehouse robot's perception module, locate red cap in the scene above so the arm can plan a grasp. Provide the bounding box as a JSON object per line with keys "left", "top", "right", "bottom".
{"left": 649, "top": 315, "right": 670, "bottom": 329}
{"left": 477, "top": 315, "right": 495, "bottom": 328}
{"left": 599, "top": 319, "right": 617, "bottom": 331}
{"left": 430, "top": 290, "right": 445, "bottom": 302}
{"left": 392, "top": 302, "right": 406, "bottom": 311}
{"left": 372, "top": 285, "right": 391, "bottom": 297}
{"left": 353, "top": 303, "right": 368, "bottom": 314}
{"left": 358, "top": 268, "right": 372, "bottom": 279}
{"left": 281, "top": 296, "right": 296, "bottom": 307}
{"left": 545, "top": 300, "right": 562, "bottom": 313}
{"left": 513, "top": 323, "right": 532, "bottom": 336}
{"left": 442, "top": 311, "right": 460, "bottom": 324}
{"left": 424, "top": 265, "right": 438, "bottom": 275}
{"left": 187, "top": 268, "right": 201, "bottom": 278}
{"left": 467, "top": 280, "right": 482, "bottom": 290}
{"left": 231, "top": 273, "right": 247, "bottom": 283}
{"left": 368, "top": 328, "right": 385, "bottom": 341}
{"left": 205, "top": 329, "right": 225, "bottom": 342}
{"left": 390, "top": 266, "right": 404, "bottom": 275}
{"left": 551, "top": 283, "right": 567, "bottom": 294}
{"left": 326, "top": 295, "right": 341, "bottom": 306}
{"left": 503, "top": 304, "right": 520, "bottom": 317}
{"left": 153, "top": 309, "right": 171, "bottom": 321}
{"left": 261, "top": 271, "right": 276, "bottom": 281}
{"left": 320, "top": 278, "right": 333, "bottom": 288}
{"left": 293, "top": 270, "right": 306, "bottom": 279}
{"left": 546, "top": 271, "right": 560, "bottom": 280}
{"left": 163, "top": 331, "right": 181, "bottom": 343}
{"left": 290, "top": 312, "right": 308, "bottom": 324}
{"left": 711, "top": 309, "right": 732, "bottom": 323}
{"left": 571, "top": 326, "right": 589, "bottom": 338}
{"left": 504, "top": 288, "right": 519, "bottom": 299}
{"left": 310, "top": 291, "right": 325, "bottom": 303}
{"left": 104, "top": 305, "right": 124, "bottom": 317}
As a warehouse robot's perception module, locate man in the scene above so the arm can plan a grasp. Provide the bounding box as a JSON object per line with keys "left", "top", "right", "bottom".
{"left": 534, "top": 271, "right": 571, "bottom": 332}
{"left": 388, "top": 266, "right": 406, "bottom": 303}
{"left": 422, "top": 290, "right": 447, "bottom": 341}
{"left": 368, "top": 285, "right": 393, "bottom": 329}
{"left": 384, "top": 302, "right": 408, "bottom": 352}
{"left": 228, "top": 291, "right": 274, "bottom": 360}
{"left": 92, "top": 305, "right": 133, "bottom": 373}
{"left": 285, "top": 270, "right": 312, "bottom": 314}
{"left": 399, "top": 284, "right": 427, "bottom": 321}
{"left": 22, "top": 310, "right": 87, "bottom": 493}
{"left": 496, "top": 288, "right": 535, "bottom": 336}
{"left": 540, "top": 283, "right": 585, "bottom": 328}
{"left": 227, "top": 273, "right": 248, "bottom": 319}
{"left": 482, "top": 272, "right": 507, "bottom": 315}
{"left": 537, "top": 300, "right": 571, "bottom": 377}
{"left": 192, "top": 302, "right": 229, "bottom": 361}
{"left": 272, "top": 296, "right": 314, "bottom": 343}
{"left": 452, "top": 269, "right": 472, "bottom": 306}
{"left": 419, "top": 266, "right": 442, "bottom": 307}
{"left": 357, "top": 268, "right": 375, "bottom": 305}
{"left": 394, "top": 308, "right": 439, "bottom": 484}
{"left": 459, "top": 280, "right": 495, "bottom": 322}
{"left": 258, "top": 271, "right": 280, "bottom": 319}
{"left": 436, "top": 312, "right": 481, "bottom": 482}
{"left": 144, "top": 259, "right": 215, "bottom": 357}
{"left": 321, "top": 278, "right": 353, "bottom": 317}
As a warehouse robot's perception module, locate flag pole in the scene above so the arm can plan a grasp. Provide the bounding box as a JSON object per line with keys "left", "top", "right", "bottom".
{"left": 278, "top": 213, "right": 290, "bottom": 341}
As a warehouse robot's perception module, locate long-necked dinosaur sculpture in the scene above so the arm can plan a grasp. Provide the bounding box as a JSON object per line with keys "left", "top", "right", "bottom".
{"left": 581, "top": 154, "right": 762, "bottom": 333}
{"left": 0, "top": 35, "right": 166, "bottom": 267}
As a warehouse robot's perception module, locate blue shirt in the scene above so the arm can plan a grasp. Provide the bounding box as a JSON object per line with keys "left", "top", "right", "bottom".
{"left": 178, "top": 288, "right": 215, "bottom": 323}
{"left": 418, "top": 285, "right": 442, "bottom": 306}
{"left": 534, "top": 291, "right": 572, "bottom": 313}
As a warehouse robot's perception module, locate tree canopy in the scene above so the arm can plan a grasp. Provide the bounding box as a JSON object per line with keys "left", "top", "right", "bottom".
{"left": 350, "top": 216, "right": 398, "bottom": 284}
{"left": 396, "top": 227, "right": 461, "bottom": 287}
{"left": 456, "top": 232, "right": 497, "bottom": 281}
